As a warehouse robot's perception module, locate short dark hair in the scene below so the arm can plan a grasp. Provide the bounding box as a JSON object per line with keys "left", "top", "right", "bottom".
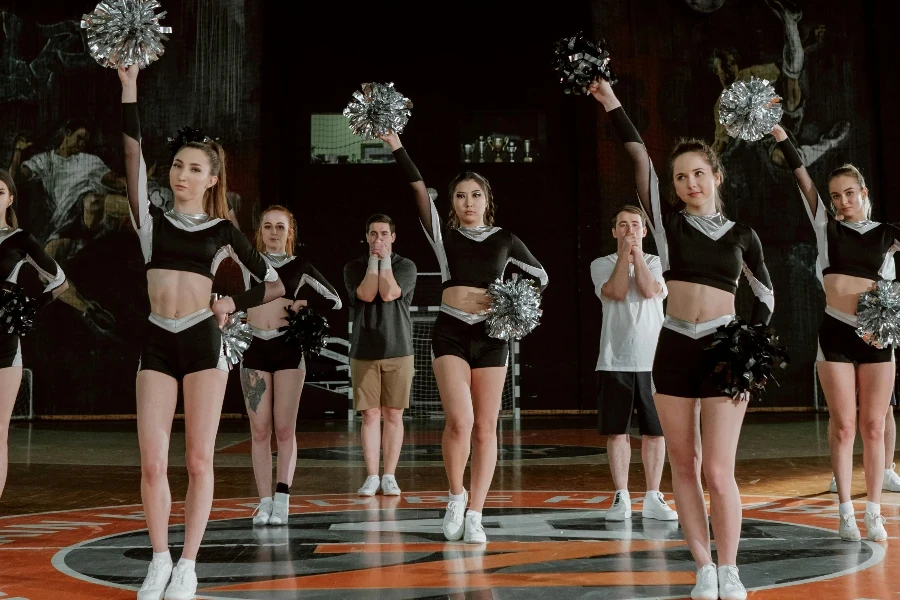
{"left": 366, "top": 213, "right": 395, "bottom": 233}
{"left": 611, "top": 204, "right": 648, "bottom": 227}
{"left": 64, "top": 118, "right": 91, "bottom": 135}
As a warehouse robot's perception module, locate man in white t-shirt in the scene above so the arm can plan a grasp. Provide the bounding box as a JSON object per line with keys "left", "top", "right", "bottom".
{"left": 590, "top": 205, "right": 678, "bottom": 523}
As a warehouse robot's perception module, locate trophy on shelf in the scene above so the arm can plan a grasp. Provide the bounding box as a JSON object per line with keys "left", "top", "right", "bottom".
{"left": 507, "top": 142, "right": 517, "bottom": 162}
{"left": 523, "top": 139, "right": 533, "bottom": 163}
{"left": 487, "top": 136, "right": 509, "bottom": 162}
{"left": 477, "top": 136, "right": 487, "bottom": 162}
{"left": 463, "top": 143, "right": 474, "bottom": 163}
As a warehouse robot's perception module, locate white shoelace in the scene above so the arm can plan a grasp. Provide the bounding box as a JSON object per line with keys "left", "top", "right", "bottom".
{"left": 169, "top": 566, "right": 188, "bottom": 587}
{"left": 720, "top": 566, "right": 742, "bottom": 587}
{"left": 447, "top": 502, "right": 465, "bottom": 521}
{"left": 142, "top": 561, "right": 170, "bottom": 587}
{"left": 698, "top": 564, "right": 717, "bottom": 586}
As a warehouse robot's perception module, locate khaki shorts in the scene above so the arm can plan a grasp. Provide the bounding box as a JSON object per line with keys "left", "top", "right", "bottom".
{"left": 351, "top": 355, "right": 414, "bottom": 411}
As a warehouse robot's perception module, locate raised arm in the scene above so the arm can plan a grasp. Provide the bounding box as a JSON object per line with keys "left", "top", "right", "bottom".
{"left": 378, "top": 132, "right": 437, "bottom": 242}
{"left": 21, "top": 233, "right": 68, "bottom": 306}
{"left": 294, "top": 258, "right": 343, "bottom": 310}
{"left": 118, "top": 65, "right": 148, "bottom": 231}
{"left": 771, "top": 124, "right": 821, "bottom": 219}
{"left": 589, "top": 79, "right": 659, "bottom": 233}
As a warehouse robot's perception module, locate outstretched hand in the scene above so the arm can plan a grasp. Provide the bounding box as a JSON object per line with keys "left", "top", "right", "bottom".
{"left": 588, "top": 78, "right": 615, "bottom": 103}
{"left": 377, "top": 131, "right": 402, "bottom": 151}
{"left": 770, "top": 124, "right": 788, "bottom": 142}
{"left": 118, "top": 64, "right": 139, "bottom": 86}
{"left": 13, "top": 136, "right": 32, "bottom": 152}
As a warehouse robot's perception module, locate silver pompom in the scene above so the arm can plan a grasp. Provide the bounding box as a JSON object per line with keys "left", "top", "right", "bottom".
{"left": 718, "top": 77, "right": 783, "bottom": 141}
{"left": 856, "top": 280, "right": 900, "bottom": 349}
{"left": 81, "top": 0, "right": 173, "bottom": 69}
{"left": 221, "top": 311, "right": 252, "bottom": 369}
{"left": 484, "top": 274, "right": 543, "bottom": 341}
{"left": 343, "top": 83, "right": 413, "bottom": 140}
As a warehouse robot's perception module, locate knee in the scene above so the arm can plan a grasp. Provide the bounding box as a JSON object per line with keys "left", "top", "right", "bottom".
{"left": 471, "top": 420, "right": 498, "bottom": 445}
{"left": 831, "top": 421, "right": 857, "bottom": 446}
{"left": 274, "top": 423, "right": 295, "bottom": 444}
{"left": 668, "top": 449, "right": 702, "bottom": 480}
{"left": 362, "top": 408, "right": 381, "bottom": 425}
{"left": 141, "top": 456, "right": 168, "bottom": 482}
{"left": 703, "top": 463, "right": 735, "bottom": 496}
{"left": 860, "top": 418, "right": 886, "bottom": 443}
{"left": 184, "top": 449, "right": 213, "bottom": 478}
{"left": 382, "top": 408, "right": 403, "bottom": 426}
{"left": 445, "top": 413, "right": 474, "bottom": 438}
{"left": 250, "top": 425, "right": 272, "bottom": 445}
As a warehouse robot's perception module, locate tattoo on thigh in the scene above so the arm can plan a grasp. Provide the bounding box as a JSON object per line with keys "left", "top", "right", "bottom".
{"left": 241, "top": 369, "right": 266, "bottom": 413}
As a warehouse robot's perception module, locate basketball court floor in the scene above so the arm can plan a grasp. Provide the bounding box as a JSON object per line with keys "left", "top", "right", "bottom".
{"left": 1, "top": 413, "right": 896, "bottom": 599}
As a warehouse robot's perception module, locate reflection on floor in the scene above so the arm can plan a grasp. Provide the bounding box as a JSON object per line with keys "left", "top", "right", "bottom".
{"left": 1, "top": 414, "right": 896, "bottom": 599}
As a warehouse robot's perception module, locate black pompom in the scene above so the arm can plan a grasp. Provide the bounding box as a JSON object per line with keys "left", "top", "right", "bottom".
{"left": 278, "top": 306, "right": 329, "bottom": 357}
{"left": 0, "top": 287, "right": 39, "bottom": 336}
{"left": 705, "top": 318, "right": 790, "bottom": 401}
{"left": 552, "top": 32, "right": 617, "bottom": 96}
{"left": 167, "top": 126, "right": 218, "bottom": 160}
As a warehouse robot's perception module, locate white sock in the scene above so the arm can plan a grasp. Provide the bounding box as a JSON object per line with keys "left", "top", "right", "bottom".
{"left": 645, "top": 490, "right": 659, "bottom": 497}
{"left": 274, "top": 492, "right": 290, "bottom": 505}
{"left": 382, "top": 473, "right": 396, "bottom": 480}
{"left": 260, "top": 495, "right": 272, "bottom": 504}
{"left": 152, "top": 550, "right": 171, "bottom": 563}
{"left": 839, "top": 501, "right": 854, "bottom": 517}
{"left": 467, "top": 510, "right": 482, "bottom": 520}
{"left": 449, "top": 489, "right": 467, "bottom": 503}
{"left": 866, "top": 501, "right": 880, "bottom": 516}
{"left": 176, "top": 557, "right": 195, "bottom": 571}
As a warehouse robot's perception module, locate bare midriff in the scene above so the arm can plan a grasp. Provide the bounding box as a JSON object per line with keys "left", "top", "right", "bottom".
{"left": 665, "top": 280, "right": 736, "bottom": 323}
{"left": 247, "top": 297, "right": 306, "bottom": 330}
{"left": 823, "top": 273, "right": 875, "bottom": 315}
{"left": 147, "top": 269, "right": 213, "bottom": 318}
{"left": 442, "top": 286, "right": 491, "bottom": 314}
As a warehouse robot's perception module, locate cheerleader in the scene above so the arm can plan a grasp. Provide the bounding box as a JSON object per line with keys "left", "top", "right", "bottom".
{"left": 241, "top": 205, "right": 341, "bottom": 527}
{"left": 772, "top": 124, "right": 890, "bottom": 543}
{"left": 592, "top": 78, "right": 774, "bottom": 600}
{"left": 118, "top": 65, "right": 284, "bottom": 600}
{"left": 379, "top": 131, "right": 548, "bottom": 544}
{"left": 0, "top": 169, "right": 68, "bottom": 501}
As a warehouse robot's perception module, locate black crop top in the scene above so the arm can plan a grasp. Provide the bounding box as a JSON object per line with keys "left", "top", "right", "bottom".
{"left": 242, "top": 253, "right": 342, "bottom": 311}
{"left": 392, "top": 149, "right": 549, "bottom": 291}
{"left": 608, "top": 107, "right": 774, "bottom": 324}
{"left": 122, "top": 102, "right": 277, "bottom": 287}
{"left": 779, "top": 139, "right": 900, "bottom": 283}
{"left": 0, "top": 228, "right": 67, "bottom": 305}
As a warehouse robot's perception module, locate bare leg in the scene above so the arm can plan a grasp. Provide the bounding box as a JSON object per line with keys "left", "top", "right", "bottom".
{"left": 434, "top": 356, "right": 474, "bottom": 496}
{"left": 136, "top": 370, "right": 178, "bottom": 553}
{"left": 241, "top": 368, "right": 274, "bottom": 497}
{"left": 700, "top": 396, "right": 749, "bottom": 566}
{"left": 885, "top": 404, "right": 896, "bottom": 469}
{"left": 655, "top": 395, "right": 710, "bottom": 567}
{"left": 180, "top": 369, "right": 228, "bottom": 561}
{"left": 607, "top": 434, "right": 631, "bottom": 491}
{"left": 469, "top": 366, "right": 506, "bottom": 513}
{"left": 273, "top": 368, "right": 304, "bottom": 487}
{"left": 857, "top": 363, "right": 894, "bottom": 504}
{"left": 361, "top": 407, "right": 382, "bottom": 477}
{"left": 819, "top": 361, "right": 859, "bottom": 503}
{"left": 642, "top": 435, "right": 666, "bottom": 492}
{"left": 0, "top": 366, "right": 23, "bottom": 500}
{"left": 381, "top": 407, "right": 405, "bottom": 475}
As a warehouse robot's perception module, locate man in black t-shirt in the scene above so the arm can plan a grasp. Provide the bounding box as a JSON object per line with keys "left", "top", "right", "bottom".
{"left": 343, "top": 214, "right": 416, "bottom": 497}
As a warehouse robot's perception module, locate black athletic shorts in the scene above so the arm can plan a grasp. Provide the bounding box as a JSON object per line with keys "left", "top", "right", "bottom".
{"left": 597, "top": 371, "right": 663, "bottom": 436}
{"left": 431, "top": 311, "right": 509, "bottom": 369}
{"left": 139, "top": 314, "right": 226, "bottom": 380}
{"left": 0, "top": 333, "right": 21, "bottom": 369}
{"left": 818, "top": 313, "right": 894, "bottom": 364}
{"left": 651, "top": 326, "right": 722, "bottom": 399}
{"left": 241, "top": 334, "right": 306, "bottom": 373}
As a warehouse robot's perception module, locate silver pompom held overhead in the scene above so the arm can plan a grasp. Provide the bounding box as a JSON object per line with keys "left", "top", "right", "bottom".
{"left": 221, "top": 311, "right": 252, "bottom": 369}
{"left": 484, "top": 274, "right": 543, "bottom": 341}
{"left": 718, "top": 76, "right": 784, "bottom": 142}
{"left": 856, "top": 280, "right": 900, "bottom": 349}
{"left": 343, "top": 83, "right": 413, "bottom": 140}
{"left": 81, "top": 0, "right": 173, "bottom": 69}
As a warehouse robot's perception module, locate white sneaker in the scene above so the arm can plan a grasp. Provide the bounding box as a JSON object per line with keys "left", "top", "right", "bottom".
{"left": 864, "top": 511, "right": 888, "bottom": 542}
{"left": 691, "top": 563, "right": 718, "bottom": 600}
{"left": 381, "top": 474, "right": 401, "bottom": 496}
{"left": 884, "top": 463, "right": 900, "bottom": 492}
{"left": 252, "top": 497, "right": 273, "bottom": 526}
{"left": 268, "top": 493, "right": 289, "bottom": 526}
{"left": 839, "top": 512, "right": 861, "bottom": 541}
{"left": 641, "top": 491, "right": 678, "bottom": 521}
{"left": 717, "top": 565, "right": 747, "bottom": 600}
{"left": 137, "top": 557, "right": 173, "bottom": 600}
{"left": 464, "top": 511, "right": 487, "bottom": 543}
{"left": 163, "top": 563, "right": 198, "bottom": 600}
{"left": 829, "top": 476, "right": 837, "bottom": 493}
{"left": 605, "top": 490, "right": 632, "bottom": 521}
{"left": 357, "top": 475, "right": 381, "bottom": 496}
{"left": 442, "top": 490, "right": 468, "bottom": 541}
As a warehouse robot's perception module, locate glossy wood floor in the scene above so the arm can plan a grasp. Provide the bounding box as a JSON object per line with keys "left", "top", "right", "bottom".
{"left": 1, "top": 413, "right": 896, "bottom": 599}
